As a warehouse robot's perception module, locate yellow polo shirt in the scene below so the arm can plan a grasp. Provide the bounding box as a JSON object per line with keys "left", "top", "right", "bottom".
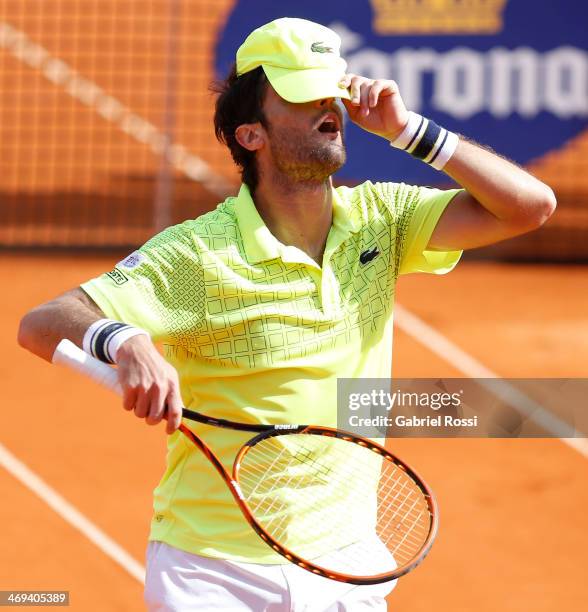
{"left": 81, "top": 181, "right": 462, "bottom": 562}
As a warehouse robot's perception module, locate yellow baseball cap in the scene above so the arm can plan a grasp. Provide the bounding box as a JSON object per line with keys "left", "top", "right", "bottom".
{"left": 236, "top": 18, "right": 351, "bottom": 103}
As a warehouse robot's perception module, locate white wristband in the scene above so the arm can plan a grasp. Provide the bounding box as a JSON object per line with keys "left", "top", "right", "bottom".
{"left": 108, "top": 327, "right": 150, "bottom": 362}
{"left": 82, "top": 318, "right": 149, "bottom": 364}
{"left": 83, "top": 319, "right": 116, "bottom": 357}
{"left": 429, "top": 131, "right": 459, "bottom": 170}
{"left": 390, "top": 111, "right": 423, "bottom": 150}
{"left": 390, "top": 111, "right": 459, "bottom": 171}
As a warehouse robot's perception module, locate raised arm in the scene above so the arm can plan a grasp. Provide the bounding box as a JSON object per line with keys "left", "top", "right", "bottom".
{"left": 427, "top": 139, "right": 556, "bottom": 251}
{"left": 339, "top": 74, "right": 556, "bottom": 251}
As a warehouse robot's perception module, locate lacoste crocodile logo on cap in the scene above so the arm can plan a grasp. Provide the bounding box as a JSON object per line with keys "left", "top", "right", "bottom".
{"left": 311, "top": 41, "right": 334, "bottom": 53}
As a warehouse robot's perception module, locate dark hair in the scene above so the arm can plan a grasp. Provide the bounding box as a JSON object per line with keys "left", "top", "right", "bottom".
{"left": 212, "top": 64, "right": 268, "bottom": 192}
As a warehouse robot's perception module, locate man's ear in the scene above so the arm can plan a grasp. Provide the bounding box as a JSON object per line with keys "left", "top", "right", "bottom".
{"left": 235, "top": 123, "right": 265, "bottom": 151}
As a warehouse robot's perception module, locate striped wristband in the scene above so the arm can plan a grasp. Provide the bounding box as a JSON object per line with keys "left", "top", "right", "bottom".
{"left": 82, "top": 318, "right": 149, "bottom": 364}
{"left": 390, "top": 111, "right": 459, "bottom": 170}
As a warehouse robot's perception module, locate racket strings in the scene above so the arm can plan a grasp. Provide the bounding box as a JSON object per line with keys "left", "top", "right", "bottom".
{"left": 243, "top": 452, "right": 426, "bottom": 571}
{"left": 237, "top": 433, "right": 432, "bottom": 577}
{"left": 240, "top": 443, "right": 341, "bottom": 534}
{"left": 240, "top": 437, "right": 424, "bottom": 525}
{"left": 254, "top": 466, "right": 427, "bottom": 552}
{"left": 241, "top": 456, "right": 426, "bottom": 548}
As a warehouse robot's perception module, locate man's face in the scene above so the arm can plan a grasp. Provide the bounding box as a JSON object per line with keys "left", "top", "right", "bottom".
{"left": 260, "top": 85, "right": 346, "bottom": 182}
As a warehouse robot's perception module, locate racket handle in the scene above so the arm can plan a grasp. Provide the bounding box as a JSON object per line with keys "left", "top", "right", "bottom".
{"left": 52, "top": 339, "right": 122, "bottom": 396}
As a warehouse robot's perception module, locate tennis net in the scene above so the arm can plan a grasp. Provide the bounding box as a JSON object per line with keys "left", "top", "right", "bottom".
{"left": 1, "top": 1, "right": 586, "bottom": 261}
{"left": 0, "top": 0, "right": 237, "bottom": 248}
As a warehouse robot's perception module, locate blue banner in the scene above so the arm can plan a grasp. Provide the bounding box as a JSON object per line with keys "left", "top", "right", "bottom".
{"left": 215, "top": 0, "right": 588, "bottom": 184}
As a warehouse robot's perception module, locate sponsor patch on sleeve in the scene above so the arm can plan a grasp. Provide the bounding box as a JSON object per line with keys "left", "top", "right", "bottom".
{"left": 118, "top": 250, "right": 145, "bottom": 270}
{"left": 106, "top": 268, "right": 129, "bottom": 286}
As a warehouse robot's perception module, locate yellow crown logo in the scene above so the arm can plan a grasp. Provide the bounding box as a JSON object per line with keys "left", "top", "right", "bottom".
{"left": 369, "top": 0, "right": 509, "bottom": 34}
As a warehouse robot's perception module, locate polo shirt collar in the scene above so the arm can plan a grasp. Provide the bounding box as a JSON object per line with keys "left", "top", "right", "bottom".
{"left": 331, "top": 187, "right": 362, "bottom": 235}
{"left": 234, "top": 184, "right": 281, "bottom": 264}
{"left": 234, "top": 183, "right": 361, "bottom": 265}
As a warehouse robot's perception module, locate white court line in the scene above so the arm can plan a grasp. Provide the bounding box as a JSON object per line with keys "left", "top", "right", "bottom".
{"left": 0, "top": 442, "right": 145, "bottom": 584}
{"left": 394, "top": 303, "right": 588, "bottom": 459}
{"left": 0, "top": 21, "right": 233, "bottom": 198}
{"left": 3, "top": 314, "right": 584, "bottom": 587}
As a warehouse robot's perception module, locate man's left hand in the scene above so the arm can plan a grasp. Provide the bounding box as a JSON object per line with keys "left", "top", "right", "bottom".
{"left": 339, "top": 74, "right": 409, "bottom": 142}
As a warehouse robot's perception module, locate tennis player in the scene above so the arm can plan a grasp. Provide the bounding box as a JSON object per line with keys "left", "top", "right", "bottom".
{"left": 18, "top": 17, "right": 555, "bottom": 611}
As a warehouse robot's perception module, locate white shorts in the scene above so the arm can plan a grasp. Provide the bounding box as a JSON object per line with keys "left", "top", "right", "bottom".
{"left": 144, "top": 541, "right": 396, "bottom": 611}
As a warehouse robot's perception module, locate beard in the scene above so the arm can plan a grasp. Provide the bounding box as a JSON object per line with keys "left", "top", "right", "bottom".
{"left": 266, "top": 124, "right": 346, "bottom": 183}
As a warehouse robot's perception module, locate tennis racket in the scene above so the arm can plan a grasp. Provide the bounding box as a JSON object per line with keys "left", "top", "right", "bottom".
{"left": 53, "top": 338, "right": 438, "bottom": 585}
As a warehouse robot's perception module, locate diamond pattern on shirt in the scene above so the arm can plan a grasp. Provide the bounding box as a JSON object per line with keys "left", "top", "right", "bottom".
{"left": 117, "top": 181, "right": 424, "bottom": 368}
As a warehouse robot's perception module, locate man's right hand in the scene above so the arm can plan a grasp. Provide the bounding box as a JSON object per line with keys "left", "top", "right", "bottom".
{"left": 115, "top": 335, "right": 183, "bottom": 434}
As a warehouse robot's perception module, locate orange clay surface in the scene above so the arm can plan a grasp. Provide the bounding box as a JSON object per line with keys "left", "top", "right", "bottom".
{"left": 1, "top": 253, "right": 587, "bottom": 611}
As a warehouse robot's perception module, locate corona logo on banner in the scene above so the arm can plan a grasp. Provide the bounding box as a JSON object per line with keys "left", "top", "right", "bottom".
{"left": 215, "top": 0, "right": 587, "bottom": 184}
{"left": 369, "top": 0, "right": 509, "bottom": 34}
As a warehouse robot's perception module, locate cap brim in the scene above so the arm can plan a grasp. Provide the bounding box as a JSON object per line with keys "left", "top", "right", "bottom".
{"left": 263, "top": 65, "right": 351, "bottom": 103}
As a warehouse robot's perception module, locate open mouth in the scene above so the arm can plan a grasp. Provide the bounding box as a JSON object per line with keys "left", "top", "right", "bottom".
{"left": 318, "top": 119, "right": 338, "bottom": 133}
{"left": 316, "top": 113, "right": 341, "bottom": 135}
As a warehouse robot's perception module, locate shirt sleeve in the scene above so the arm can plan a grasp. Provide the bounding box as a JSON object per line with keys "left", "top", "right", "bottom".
{"left": 81, "top": 221, "right": 206, "bottom": 343}
{"left": 376, "top": 182, "right": 464, "bottom": 276}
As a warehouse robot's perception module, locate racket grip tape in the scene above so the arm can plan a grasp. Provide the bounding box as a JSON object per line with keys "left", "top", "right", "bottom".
{"left": 52, "top": 339, "right": 123, "bottom": 395}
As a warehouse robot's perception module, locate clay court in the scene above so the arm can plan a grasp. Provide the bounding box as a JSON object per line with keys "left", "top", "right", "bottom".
{"left": 1, "top": 1, "right": 588, "bottom": 610}
{"left": 2, "top": 256, "right": 587, "bottom": 610}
